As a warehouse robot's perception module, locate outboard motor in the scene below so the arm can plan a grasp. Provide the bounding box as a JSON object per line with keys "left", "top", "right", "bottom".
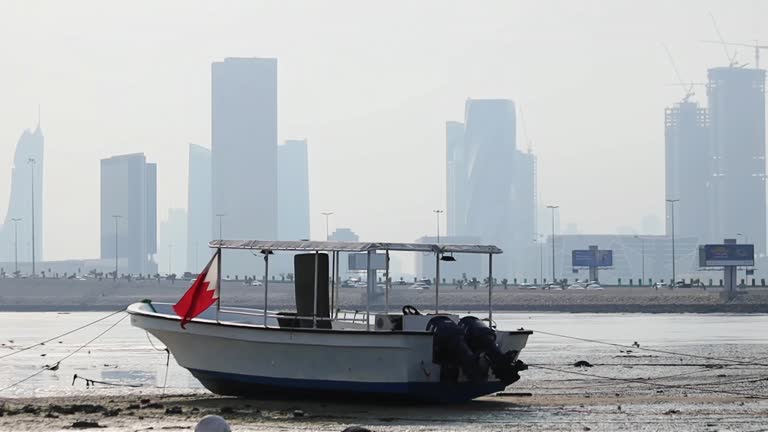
{"left": 458, "top": 316, "right": 527, "bottom": 385}
{"left": 426, "top": 316, "right": 486, "bottom": 382}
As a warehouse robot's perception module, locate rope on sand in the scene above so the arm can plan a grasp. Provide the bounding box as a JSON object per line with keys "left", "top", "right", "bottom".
{"left": 529, "top": 328, "right": 768, "bottom": 368}
{"left": 529, "top": 364, "right": 768, "bottom": 399}
{"left": 0, "top": 313, "right": 128, "bottom": 393}
{"left": 0, "top": 308, "right": 127, "bottom": 361}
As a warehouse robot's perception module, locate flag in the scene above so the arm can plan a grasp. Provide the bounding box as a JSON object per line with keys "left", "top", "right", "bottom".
{"left": 173, "top": 250, "right": 220, "bottom": 328}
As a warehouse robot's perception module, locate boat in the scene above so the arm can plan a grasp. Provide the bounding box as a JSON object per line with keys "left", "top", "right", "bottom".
{"left": 128, "top": 240, "right": 532, "bottom": 403}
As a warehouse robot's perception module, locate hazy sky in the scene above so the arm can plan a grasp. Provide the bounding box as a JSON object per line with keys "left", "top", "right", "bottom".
{"left": 1, "top": 0, "right": 767, "bottom": 261}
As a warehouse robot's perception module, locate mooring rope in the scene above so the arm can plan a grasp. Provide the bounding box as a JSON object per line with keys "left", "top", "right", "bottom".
{"left": 529, "top": 364, "right": 768, "bottom": 399}
{"left": 529, "top": 328, "right": 768, "bottom": 368}
{"left": 0, "top": 313, "right": 128, "bottom": 393}
{"left": 0, "top": 308, "right": 127, "bottom": 361}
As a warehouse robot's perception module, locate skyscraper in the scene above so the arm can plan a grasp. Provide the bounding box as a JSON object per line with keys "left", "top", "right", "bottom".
{"left": 100, "top": 153, "right": 157, "bottom": 275}
{"left": 460, "top": 98, "right": 535, "bottom": 276}
{"left": 446, "top": 121, "right": 466, "bottom": 236}
{"left": 708, "top": 67, "right": 766, "bottom": 253}
{"left": 278, "top": 139, "right": 310, "bottom": 241}
{"left": 186, "top": 144, "right": 212, "bottom": 272}
{"left": 212, "top": 57, "right": 278, "bottom": 276}
{"left": 146, "top": 162, "right": 157, "bottom": 269}
{"left": 512, "top": 149, "right": 537, "bottom": 273}
{"left": 159, "top": 208, "right": 187, "bottom": 276}
{"left": 0, "top": 125, "right": 44, "bottom": 268}
{"left": 664, "top": 100, "right": 710, "bottom": 241}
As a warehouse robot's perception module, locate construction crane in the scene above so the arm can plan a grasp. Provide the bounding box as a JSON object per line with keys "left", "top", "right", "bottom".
{"left": 705, "top": 12, "right": 740, "bottom": 67}
{"left": 665, "top": 83, "right": 708, "bottom": 103}
{"left": 701, "top": 40, "right": 768, "bottom": 69}
{"left": 663, "top": 44, "right": 697, "bottom": 103}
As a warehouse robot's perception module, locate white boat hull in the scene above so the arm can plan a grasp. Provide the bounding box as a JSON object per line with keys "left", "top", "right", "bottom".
{"left": 128, "top": 302, "right": 531, "bottom": 402}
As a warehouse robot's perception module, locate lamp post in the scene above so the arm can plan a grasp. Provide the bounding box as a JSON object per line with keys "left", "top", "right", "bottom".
{"left": 666, "top": 199, "right": 679, "bottom": 286}
{"left": 11, "top": 218, "right": 21, "bottom": 275}
{"left": 168, "top": 243, "right": 173, "bottom": 275}
{"left": 215, "top": 213, "right": 226, "bottom": 240}
{"left": 634, "top": 235, "right": 645, "bottom": 284}
{"left": 546, "top": 205, "right": 559, "bottom": 284}
{"left": 112, "top": 215, "right": 121, "bottom": 280}
{"left": 194, "top": 241, "right": 199, "bottom": 270}
{"left": 28, "top": 158, "right": 36, "bottom": 277}
{"left": 321, "top": 212, "right": 334, "bottom": 240}
{"left": 433, "top": 209, "right": 444, "bottom": 243}
{"left": 535, "top": 234, "right": 544, "bottom": 285}
{"left": 737, "top": 233, "right": 747, "bottom": 284}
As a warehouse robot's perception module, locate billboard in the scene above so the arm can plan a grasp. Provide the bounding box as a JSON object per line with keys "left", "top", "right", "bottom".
{"left": 348, "top": 253, "right": 388, "bottom": 271}
{"left": 572, "top": 249, "right": 613, "bottom": 267}
{"left": 700, "top": 244, "right": 754, "bottom": 266}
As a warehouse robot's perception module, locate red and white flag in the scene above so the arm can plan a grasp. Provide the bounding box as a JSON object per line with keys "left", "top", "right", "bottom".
{"left": 173, "top": 250, "right": 220, "bottom": 328}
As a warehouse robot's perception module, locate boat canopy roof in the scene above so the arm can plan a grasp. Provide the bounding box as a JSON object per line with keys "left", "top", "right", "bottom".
{"left": 209, "top": 239, "right": 502, "bottom": 254}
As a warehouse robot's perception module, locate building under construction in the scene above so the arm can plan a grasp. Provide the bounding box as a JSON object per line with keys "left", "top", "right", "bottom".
{"left": 665, "top": 100, "right": 710, "bottom": 243}
{"left": 664, "top": 65, "right": 766, "bottom": 256}
{"left": 708, "top": 66, "right": 766, "bottom": 255}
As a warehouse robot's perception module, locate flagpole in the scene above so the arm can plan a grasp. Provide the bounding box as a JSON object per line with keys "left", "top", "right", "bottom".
{"left": 216, "top": 248, "right": 222, "bottom": 323}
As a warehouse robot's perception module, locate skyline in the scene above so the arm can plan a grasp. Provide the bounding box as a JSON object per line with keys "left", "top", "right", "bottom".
{"left": 1, "top": 1, "right": 768, "bottom": 262}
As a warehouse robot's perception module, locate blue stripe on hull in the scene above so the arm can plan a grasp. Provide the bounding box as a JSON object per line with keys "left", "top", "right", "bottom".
{"left": 188, "top": 368, "right": 506, "bottom": 403}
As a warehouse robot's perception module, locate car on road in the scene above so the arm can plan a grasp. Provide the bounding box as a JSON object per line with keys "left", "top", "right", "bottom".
{"left": 567, "top": 283, "right": 585, "bottom": 290}
{"left": 586, "top": 283, "right": 603, "bottom": 290}
{"left": 247, "top": 280, "right": 263, "bottom": 287}
{"left": 408, "top": 282, "right": 430, "bottom": 290}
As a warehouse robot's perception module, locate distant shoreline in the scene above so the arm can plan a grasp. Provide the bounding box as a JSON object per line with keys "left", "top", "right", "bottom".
{"left": 2, "top": 278, "right": 767, "bottom": 314}
{"left": 2, "top": 303, "right": 767, "bottom": 314}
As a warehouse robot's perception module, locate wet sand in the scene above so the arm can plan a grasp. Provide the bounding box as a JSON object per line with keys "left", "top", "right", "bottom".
{"left": 2, "top": 390, "right": 767, "bottom": 431}
{"left": 2, "top": 313, "right": 767, "bottom": 431}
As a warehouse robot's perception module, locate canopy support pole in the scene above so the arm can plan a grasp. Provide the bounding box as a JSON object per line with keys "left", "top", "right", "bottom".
{"left": 385, "top": 250, "right": 390, "bottom": 314}
{"left": 334, "top": 251, "right": 340, "bottom": 319}
{"left": 488, "top": 253, "right": 493, "bottom": 325}
{"left": 216, "top": 248, "right": 222, "bottom": 323}
{"left": 330, "top": 251, "right": 336, "bottom": 319}
{"left": 366, "top": 250, "right": 373, "bottom": 331}
{"left": 313, "top": 251, "right": 319, "bottom": 329}
{"left": 263, "top": 252, "right": 270, "bottom": 327}
{"left": 435, "top": 253, "right": 440, "bottom": 314}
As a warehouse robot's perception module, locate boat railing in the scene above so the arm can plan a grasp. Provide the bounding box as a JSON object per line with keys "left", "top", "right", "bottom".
{"left": 219, "top": 306, "right": 368, "bottom": 328}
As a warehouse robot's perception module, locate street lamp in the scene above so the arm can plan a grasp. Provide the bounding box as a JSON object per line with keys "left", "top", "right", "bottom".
{"left": 433, "top": 210, "right": 444, "bottom": 243}
{"left": 11, "top": 218, "right": 21, "bottom": 275}
{"left": 194, "top": 241, "right": 199, "bottom": 270}
{"left": 215, "top": 214, "right": 226, "bottom": 240}
{"left": 634, "top": 235, "right": 645, "bottom": 284}
{"left": 534, "top": 234, "right": 544, "bottom": 285}
{"left": 321, "top": 212, "right": 334, "bottom": 240}
{"left": 666, "top": 199, "right": 679, "bottom": 286}
{"left": 737, "top": 233, "right": 747, "bottom": 284}
{"left": 27, "top": 158, "right": 36, "bottom": 277}
{"left": 168, "top": 243, "right": 173, "bottom": 275}
{"left": 112, "top": 215, "right": 121, "bottom": 279}
{"left": 547, "top": 205, "right": 559, "bottom": 284}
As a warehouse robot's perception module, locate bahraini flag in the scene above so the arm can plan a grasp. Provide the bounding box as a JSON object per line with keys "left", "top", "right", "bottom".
{"left": 173, "top": 250, "right": 220, "bottom": 328}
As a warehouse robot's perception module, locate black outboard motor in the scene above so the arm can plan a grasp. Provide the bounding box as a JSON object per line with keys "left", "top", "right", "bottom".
{"left": 458, "top": 316, "right": 527, "bottom": 385}
{"left": 426, "top": 316, "right": 486, "bottom": 382}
